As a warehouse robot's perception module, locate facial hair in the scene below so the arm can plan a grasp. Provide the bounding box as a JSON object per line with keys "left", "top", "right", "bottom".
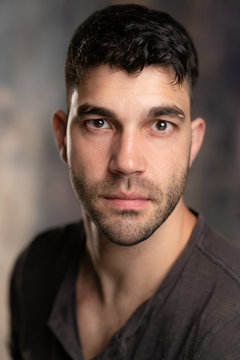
{"left": 69, "top": 167, "right": 189, "bottom": 246}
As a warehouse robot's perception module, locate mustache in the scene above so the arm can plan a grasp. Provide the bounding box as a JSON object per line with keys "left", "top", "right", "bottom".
{"left": 69, "top": 168, "right": 163, "bottom": 200}
{"left": 98, "top": 176, "right": 155, "bottom": 192}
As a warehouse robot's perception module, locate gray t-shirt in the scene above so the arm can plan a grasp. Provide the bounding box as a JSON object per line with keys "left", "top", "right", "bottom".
{"left": 9, "top": 213, "right": 240, "bottom": 359}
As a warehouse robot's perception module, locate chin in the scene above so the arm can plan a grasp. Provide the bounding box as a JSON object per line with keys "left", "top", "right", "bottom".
{"left": 90, "top": 213, "right": 169, "bottom": 247}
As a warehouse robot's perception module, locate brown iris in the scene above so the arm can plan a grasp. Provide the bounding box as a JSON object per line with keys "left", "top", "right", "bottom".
{"left": 155, "top": 120, "right": 167, "bottom": 131}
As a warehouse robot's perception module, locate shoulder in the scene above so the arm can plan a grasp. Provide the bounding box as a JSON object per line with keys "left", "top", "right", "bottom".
{"left": 196, "top": 217, "right": 240, "bottom": 285}
{"left": 191, "top": 216, "right": 240, "bottom": 310}
{"left": 9, "top": 221, "right": 85, "bottom": 357}
{"left": 14, "top": 220, "right": 84, "bottom": 267}
{"left": 195, "top": 312, "right": 240, "bottom": 360}
{"left": 187, "top": 217, "right": 240, "bottom": 357}
{"left": 10, "top": 220, "right": 85, "bottom": 300}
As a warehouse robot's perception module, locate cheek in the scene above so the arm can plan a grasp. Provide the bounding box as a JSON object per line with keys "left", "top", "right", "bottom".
{"left": 67, "top": 129, "right": 111, "bottom": 176}
{"left": 148, "top": 137, "right": 191, "bottom": 181}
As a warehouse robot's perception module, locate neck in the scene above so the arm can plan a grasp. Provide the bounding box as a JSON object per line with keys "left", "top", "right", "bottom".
{"left": 80, "top": 199, "right": 196, "bottom": 306}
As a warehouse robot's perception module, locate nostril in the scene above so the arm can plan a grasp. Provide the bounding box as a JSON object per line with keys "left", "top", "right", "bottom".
{"left": 108, "top": 153, "right": 146, "bottom": 176}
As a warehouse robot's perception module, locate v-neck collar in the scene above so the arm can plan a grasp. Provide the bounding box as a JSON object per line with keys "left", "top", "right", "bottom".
{"left": 48, "top": 213, "right": 207, "bottom": 359}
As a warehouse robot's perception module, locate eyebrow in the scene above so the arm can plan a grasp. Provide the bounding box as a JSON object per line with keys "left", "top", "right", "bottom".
{"left": 148, "top": 105, "right": 185, "bottom": 120}
{"left": 77, "top": 103, "right": 115, "bottom": 118}
{"left": 76, "top": 102, "right": 185, "bottom": 121}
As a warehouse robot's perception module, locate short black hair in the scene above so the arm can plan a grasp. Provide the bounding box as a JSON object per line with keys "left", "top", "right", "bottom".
{"left": 65, "top": 4, "right": 198, "bottom": 103}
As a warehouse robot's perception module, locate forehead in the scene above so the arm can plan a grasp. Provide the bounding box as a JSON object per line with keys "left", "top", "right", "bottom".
{"left": 70, "top": 65, "right": 191, "bottom": 117}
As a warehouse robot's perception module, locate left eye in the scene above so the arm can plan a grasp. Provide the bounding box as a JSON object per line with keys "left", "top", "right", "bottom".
{"left": 87, "top": 119, "right": 110, "bottom": 129}
{"left": 151, "top": 120, "right": 172, "bottom": 132}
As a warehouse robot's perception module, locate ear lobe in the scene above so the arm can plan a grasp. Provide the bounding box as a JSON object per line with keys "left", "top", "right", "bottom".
{"left": 189, "top": 117, "right": 206, "bottom": 167}
{"left": 52, "top": 110, "right": 68, "bottom": 164}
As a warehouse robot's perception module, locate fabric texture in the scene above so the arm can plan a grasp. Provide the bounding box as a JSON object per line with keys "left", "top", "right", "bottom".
{"left": 9, "top": 214, "right": 240, "bottom": 359}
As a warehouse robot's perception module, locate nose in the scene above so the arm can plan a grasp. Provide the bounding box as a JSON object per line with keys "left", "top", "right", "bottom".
{"left": 108, "top": 130, "right": 146, "bottom": 176}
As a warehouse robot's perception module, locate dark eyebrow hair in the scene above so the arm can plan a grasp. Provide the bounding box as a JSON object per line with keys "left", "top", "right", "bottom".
{"left": 148, "top": 105, "right": 185, "bottom": 120}
{"left": 76, "top": 102, "right": 185, "bottom": 121}
{"left": 77, "top": 103, "right": 115, "bottom": 118}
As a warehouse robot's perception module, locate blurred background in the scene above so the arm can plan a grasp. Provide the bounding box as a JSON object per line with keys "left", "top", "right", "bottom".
{"left": 0, "top": 0, "right": 239, "bottom": 358}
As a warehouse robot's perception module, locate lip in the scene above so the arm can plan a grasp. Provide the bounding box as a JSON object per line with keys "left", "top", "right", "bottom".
{"left": 105, "top": 192, "right": 149, "bottom": 200}
{"left": 103, "top": 192, "right": 150, "bottom": 209}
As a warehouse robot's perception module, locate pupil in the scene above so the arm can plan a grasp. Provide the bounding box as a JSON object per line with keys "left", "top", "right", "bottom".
{"left": 95, "top": 119, "right": 104, "bottom": 128}
{"left": 157, "top": 121, "right": 167, "bottom": 130}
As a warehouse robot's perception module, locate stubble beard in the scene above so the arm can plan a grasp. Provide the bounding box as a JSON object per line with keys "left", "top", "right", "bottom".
{"left": 69, "top": 167, "right": 189, "bottom": 246}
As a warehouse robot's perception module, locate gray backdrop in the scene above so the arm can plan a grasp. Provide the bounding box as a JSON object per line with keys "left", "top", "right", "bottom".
{"left": 1, "top": 0, "right": 239, "bottom": 358}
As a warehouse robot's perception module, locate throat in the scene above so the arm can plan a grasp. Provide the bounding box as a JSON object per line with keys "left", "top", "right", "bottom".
{"left": 75, "top": 247, "right": 157, "bottom": 360}
{"left": 76, "top": 277, "right": 138, "bottom": 360}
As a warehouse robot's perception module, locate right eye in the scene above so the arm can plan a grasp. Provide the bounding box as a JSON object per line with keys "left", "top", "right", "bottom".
{"left": 86, "top": 119, "right": 111, "bottom": 129}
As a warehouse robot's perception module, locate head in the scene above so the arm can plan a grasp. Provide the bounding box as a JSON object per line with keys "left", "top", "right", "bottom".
{"left": 53, "top": 4, "right": 205, "bottom": 246}
{"left": 65, "top": 4, "right": 199, "bottom": 107}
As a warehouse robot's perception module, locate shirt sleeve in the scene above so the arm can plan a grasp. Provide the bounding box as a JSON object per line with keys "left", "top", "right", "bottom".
{"left": 198, "top": 314, "right": 240, "bottom": 360}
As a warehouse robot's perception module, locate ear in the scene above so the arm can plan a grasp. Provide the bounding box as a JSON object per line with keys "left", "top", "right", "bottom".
{"left": 189, "top": 117, "right": 206, "bottom": 167}
{"left": 52, "top": 110, "right": 68, "bottom": 164}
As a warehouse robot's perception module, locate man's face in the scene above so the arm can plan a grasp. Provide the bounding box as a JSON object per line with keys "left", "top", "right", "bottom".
{"left": 64, "top": 65, "right": 196, "bottom": 246}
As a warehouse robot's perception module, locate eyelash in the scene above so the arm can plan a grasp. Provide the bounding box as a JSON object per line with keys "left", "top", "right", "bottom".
{"left": 85, "top": 119, "right": 111, "bottom": 129}
{"left": 83, "top": 118, "right": 174, "bottom": 134}
{"left": 151, "top": 120, "right": 173, "bottom": 132}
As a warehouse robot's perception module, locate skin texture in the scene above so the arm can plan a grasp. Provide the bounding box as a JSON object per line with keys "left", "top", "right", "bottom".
{"left": 52, "top": 64, "right": 205, "bottom": 359}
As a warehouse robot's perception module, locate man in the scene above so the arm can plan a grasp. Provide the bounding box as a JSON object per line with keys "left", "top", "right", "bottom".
{"left": 9, "top": 4, "right": 240, "bottom": 360}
